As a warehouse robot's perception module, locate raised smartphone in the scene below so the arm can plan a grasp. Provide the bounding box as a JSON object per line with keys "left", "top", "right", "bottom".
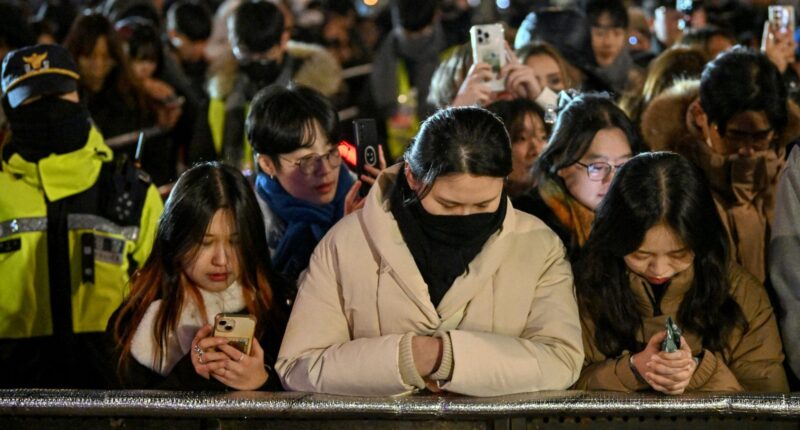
{"left": 353, "top": 118, "right": 380, "bottom": 197}
{"left": 213, "top": 313, "right": 256, "bottom": 355}
{"left": 470, "top": 23, "right": 507, "bottom": 92}
{"left": 769, "top": 5, "right": 795, "bottom": 33}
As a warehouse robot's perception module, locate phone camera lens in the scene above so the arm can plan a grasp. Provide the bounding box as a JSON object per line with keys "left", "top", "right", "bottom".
{"left": 478, "top": 36, "right": 484, "bottom": 43}
{"left": 219, "top": 320, "right": 227, "bottom": 326}
{"left": 225, "top": 326, "right": 233, "bottom": 331}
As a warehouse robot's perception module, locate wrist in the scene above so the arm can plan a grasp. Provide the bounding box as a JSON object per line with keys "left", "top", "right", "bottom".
{"left": 412, "top": 336, "right": 443, "bottom": 376}
{"left": 629, "top": 353, "right": 647, "bottom": 384}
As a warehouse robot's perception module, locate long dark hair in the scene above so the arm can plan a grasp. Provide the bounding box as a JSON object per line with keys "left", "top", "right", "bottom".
{"left": 63, "top": 12, "right": 146, "bottom": 112}
{"left": 575, "top": 152, "right": 747, "bottom": 356}
{"left": 113, "top": 162, "right": 283, "bottom": 374}
{"left": 404, "top": 106, "right": 512, "bottom": 198}
{"left": 534, "top": 93, "right": 645, "bottom": 187}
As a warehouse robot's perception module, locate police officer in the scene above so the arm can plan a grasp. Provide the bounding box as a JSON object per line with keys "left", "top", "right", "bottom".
{"left": 0, "top": 45, "right": 163, "bottom": 388}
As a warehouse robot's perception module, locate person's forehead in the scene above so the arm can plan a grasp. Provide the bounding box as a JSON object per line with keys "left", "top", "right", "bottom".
{"left": 725, "top": 111, "right": 770, "bottom": 129}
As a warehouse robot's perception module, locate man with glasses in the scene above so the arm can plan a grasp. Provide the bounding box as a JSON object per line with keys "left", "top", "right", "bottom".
{"left": 642, "top": 47, "right": 800, "bottom": 281}
{"left": 245, "top": 84, "right": 381, "bottom": 303}
{"left": 190, "top": 0, "right": 342, "bottom": 174}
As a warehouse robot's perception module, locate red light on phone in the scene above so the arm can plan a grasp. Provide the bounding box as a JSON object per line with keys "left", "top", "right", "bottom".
{"left": 338, "top": 140, "right": 357, "bottom": 168}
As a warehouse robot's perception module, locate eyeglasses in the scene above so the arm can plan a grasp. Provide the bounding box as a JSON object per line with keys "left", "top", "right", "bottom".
{"left": 280, "top": 147, "right": 341, "bottom": 175}
{"left": 575, "top": 160, "right": 626, "bottom": 181}
{"left": 722, "top": 127, "right": 774, "bottom": 151}
{"left": 232, "top": 43, "right": 278, "bottom": 65}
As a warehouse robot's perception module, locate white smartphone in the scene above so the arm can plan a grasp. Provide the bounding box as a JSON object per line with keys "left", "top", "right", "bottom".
{"left": 470, "top": 23, "right": 507, "bottom": 92}
{"left": 213, "top": 313, "right": 256, "bottom": 355}
{"left": 769, "top": 5, "right": 795, "bottom": 34}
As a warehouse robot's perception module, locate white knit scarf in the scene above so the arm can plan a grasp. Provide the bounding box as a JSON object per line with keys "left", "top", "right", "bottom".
{"left": 130, "top": 282, "right": 246, "bottom": 375}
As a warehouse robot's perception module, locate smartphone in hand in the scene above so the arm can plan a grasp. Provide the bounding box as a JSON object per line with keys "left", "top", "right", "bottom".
{"left": 662, "top": 316, "right": 682, "bottom": 353}
{"left": 470, "top": 23, "right": 507, "bottom": 92}
{"left": 353, "top": 119, "right": 380, "bottom": 198}
{"left": 769, "top": 5, "right": 795, "bottom": 34}
{"left": 213, "top": 313, "right": 256, "bottom": 355}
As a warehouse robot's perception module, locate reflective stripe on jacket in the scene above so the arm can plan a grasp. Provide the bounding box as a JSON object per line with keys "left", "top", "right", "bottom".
{"left": 0, "top": 127, "right": 163, "bottom": 338}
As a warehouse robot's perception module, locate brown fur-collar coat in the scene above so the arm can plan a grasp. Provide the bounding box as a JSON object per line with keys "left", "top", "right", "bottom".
{"left": 640, "top": 80, "right": 800, "bottom": 281}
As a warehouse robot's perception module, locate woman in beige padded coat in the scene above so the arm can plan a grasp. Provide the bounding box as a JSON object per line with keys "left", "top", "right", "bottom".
{"left": 276, "top": 107, "right": 584, "bottom": 396}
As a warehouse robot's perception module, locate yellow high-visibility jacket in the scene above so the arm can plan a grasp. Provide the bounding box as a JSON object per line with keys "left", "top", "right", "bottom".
{"left": 0, "top": 127, "right": 163, "bottom": 339}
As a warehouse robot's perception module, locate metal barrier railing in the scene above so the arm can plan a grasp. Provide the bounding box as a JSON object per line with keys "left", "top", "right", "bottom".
{"left": 2, "top": 390, "right": 800, "bottom": 429}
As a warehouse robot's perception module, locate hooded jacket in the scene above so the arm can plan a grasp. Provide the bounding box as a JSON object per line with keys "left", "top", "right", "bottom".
{"left": 276, "top": 165, "right": 584, "bottom": 396}
{"left": 189, "top": 41, "right": 342, "bottom": 169}
{"left": 640, "top": 80, "right": 800, "bottom": 281}
{"left": 770, "top": 145, "right": 800, "bottom": 379}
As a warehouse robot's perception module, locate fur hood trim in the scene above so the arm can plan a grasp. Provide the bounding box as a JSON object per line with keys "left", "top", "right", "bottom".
{"left": 208, "top": 41, "right": 342, "bottom": 99}
{"left": 641, "top": 79, "right": 800, "bottom": 154}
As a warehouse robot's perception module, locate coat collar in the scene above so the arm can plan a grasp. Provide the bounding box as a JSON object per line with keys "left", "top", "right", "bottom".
{"left": 628, "top": 265, "right": 695, "bottom": 317}
{"left": 360, "top": 164, "right": 517, "bottom": 323}
{"left": 3, "top": 127, "right": 112, "bottom": 202}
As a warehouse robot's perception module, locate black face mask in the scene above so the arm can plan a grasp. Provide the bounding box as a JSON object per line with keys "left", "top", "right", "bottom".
{"left": 411, "top": 198, "right": 506, "bottom": 248}
{"left": 390, "top": 173, "right": 507, "bottom": 306}
{"left": 5, "top": 96, "right": 91, "bottom": 162}
{"left": 239, "top": 59, "right": 283, "bottom": 87}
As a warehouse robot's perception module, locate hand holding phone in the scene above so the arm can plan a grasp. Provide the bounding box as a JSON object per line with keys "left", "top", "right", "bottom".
{"left": 213, "top": 313, "right": 256, "bottom": 355}
{"left": 470, "top": 23, "right": 507, "bottom": 92}
{"left": 762, "top": 9, "right": 796, "bottom": 73}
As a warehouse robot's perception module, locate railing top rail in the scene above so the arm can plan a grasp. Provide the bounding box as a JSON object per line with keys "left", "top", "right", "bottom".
{"left": 2, "top": 390, "right": 800, "bottom": 419}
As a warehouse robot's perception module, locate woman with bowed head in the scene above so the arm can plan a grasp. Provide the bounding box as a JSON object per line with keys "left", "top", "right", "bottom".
{"left": 111, "top": 162, "right": 287, "bottom": 390}
{"left": 277, "top": 106, "right": 583, "bottom": 396}
{"left": 574, "top": 152, "right": 788, "bottom": 393}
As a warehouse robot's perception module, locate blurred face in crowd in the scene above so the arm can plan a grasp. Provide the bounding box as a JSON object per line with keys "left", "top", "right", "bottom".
{"left": 169, "top": 30, "right": 208, "bottom": 63}
{"left": 708, "top": 110, "right": 775, "bottom": 158}
{"left": 509, "top": 112, "right": 547, "bottom": 190}
{"left": 183, "top": 210, "right": 241, "bottom": 292}
{"left": 257, "top": 120, "right": 342, "bottom": 205}
{"left": 406, "top": 169, "right": 505, "bottom": 216}
{"left": 130, "top": 58, "right": 157, "bottom": 81}
{"left": 77, "top": 36, "right": 116, "bottom": 93}
{"left": 591, "top": 13, "right": 626, "bottom": 67}
{"left": 654, "top": 6, "right": 684, "bottom": 47}
{"left": 558, "top": 127, "right": 632, "bottom": 210}
{"left": 624, "top": 223, "right": 695, "bottom": 285}
{"left": 524, "top": 53, "right": 566, "bottom": 92}
{"left": 707, "top": 35, "right": 733, "bottom": 59}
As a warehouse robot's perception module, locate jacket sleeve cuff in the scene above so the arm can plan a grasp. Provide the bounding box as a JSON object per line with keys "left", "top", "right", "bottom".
{"left": 615, "top": 351, "right": 650, "bottom": 391}
{"left": 687, "top": 349, "right": 717, "bottom": 390}
{"left": 429, "top": 331, "right": 454, "bottom": 381}
{"left": 399, "top": 333, "right": 426, "bottom": 389}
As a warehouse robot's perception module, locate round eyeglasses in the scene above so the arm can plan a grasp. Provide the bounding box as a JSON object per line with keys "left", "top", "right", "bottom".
{"left": 280, "top": 147, "right": 342, "bottom": 175}
{"left": 575, "top": 161, "right": 626, "bottom": 182}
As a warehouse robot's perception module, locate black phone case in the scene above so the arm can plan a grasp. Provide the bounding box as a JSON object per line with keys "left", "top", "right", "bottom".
{"left": 353, "top": 119, "right": 380, "bottom": 198}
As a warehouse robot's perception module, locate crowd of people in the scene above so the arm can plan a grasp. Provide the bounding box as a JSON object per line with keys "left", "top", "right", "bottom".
{"left": 1, "top": 0, "right": 800, "bottom": 397}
